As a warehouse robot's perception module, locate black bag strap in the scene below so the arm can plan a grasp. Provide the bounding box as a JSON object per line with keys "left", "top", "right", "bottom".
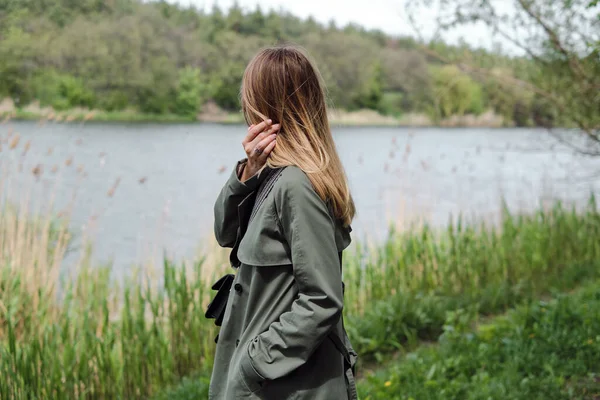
{"left": 248, "top": 167, "right": 284, "bottom": 225}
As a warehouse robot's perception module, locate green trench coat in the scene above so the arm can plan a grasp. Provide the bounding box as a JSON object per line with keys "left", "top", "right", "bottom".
{"left": 209, "top": 160, "right": 358, "bottom": 400}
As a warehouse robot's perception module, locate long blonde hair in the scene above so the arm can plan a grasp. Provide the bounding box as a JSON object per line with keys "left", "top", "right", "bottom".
{"left": 241, "top": 45, "right": 355, "bottom": 226}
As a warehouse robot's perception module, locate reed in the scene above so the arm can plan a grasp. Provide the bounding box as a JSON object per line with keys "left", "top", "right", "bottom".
{"left": 0, "top": 257, "right": 222, "bottom": 399}
{"left": 0, "top": 196, "right": 226, "bottom": 399}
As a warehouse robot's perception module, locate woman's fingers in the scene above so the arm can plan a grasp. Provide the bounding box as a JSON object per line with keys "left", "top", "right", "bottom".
{"left": 241, "top": 119, "right": 279, "bottom": 178}
{"left": 250, "top": 124, "right": 280, "bottom": 147}
{"left": 245, "top": 124, "right": 280, "bottom": 156}
{"left": 254, "top": 134, "right": 277, "bottom": 155}
{"left": 248, "top": 136, "right": 274, "bottom": 160}
{"left": 243, "top": 120, "right": 271, "bottom": 146}
{"left": 259, "top": 136, "right": 277, "bottom": 158}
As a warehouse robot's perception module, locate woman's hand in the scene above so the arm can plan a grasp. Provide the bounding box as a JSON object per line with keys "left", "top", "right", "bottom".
{"left": 240, "top": 120, "right": 280, "bottom": 182}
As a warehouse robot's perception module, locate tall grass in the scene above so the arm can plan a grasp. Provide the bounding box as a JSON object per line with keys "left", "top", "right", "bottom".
{"left": 1, "top": 197, "right": 599, "bottom": 399}
{"left": 0, "top": 205, "right": 223, "bottom": 399}
{"left": 344, "top": 198, "right": 600, "bottom": 360}
{"left": 0, "top": 257, "right": 220, "bottom": 399}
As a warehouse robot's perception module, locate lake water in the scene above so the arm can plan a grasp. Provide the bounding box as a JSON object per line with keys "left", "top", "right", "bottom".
{"left": 1, "top": 121, "right": 599, "bottom": 272}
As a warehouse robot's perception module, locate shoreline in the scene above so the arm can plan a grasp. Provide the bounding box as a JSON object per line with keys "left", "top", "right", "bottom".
{"left": 1, "top": 105, "right": 512, "bottom": 129}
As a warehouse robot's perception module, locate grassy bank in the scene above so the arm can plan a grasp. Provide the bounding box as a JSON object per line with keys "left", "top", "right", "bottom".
{"left": 1, "top": 199, "right": 599, "bottom": 399}
{"left": 2, "top": 106, "right": 506, "bottom": 127}
{"left": 4, "top": 109, "right": 196, "bottom": 124}
{"left": 359, "top": 280, "right": 600, "bottom": 399}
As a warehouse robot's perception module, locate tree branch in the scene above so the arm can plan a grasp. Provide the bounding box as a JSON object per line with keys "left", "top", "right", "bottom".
{"left": 516, "top": 0, "right": 591, "bottom": 82}
{"left": 406, "top": 0, "right": 600, "bottom": 153}
{"left": 546, "top": 128, "right": 600, "bottom": 157}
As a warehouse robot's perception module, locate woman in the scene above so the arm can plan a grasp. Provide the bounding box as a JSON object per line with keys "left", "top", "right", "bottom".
{"left": 210, "top": 45, "right": 357, "bottom": 400}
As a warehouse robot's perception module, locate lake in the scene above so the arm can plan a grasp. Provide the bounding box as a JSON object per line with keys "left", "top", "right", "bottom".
{"left": 1, "top": 121, "right": 599, "bottom": 272}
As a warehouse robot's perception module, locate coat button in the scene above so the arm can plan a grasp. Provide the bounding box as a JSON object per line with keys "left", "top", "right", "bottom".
{"left": 234, "top": 283, "right": 243, "bottom": 293}
{"left": 236, "top": 339, "right": 240, "bottom": 347}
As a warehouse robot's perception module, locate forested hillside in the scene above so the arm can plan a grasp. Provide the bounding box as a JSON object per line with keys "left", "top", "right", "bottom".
{"left": 0, "top": 0, "right": 547, "bottom": 125}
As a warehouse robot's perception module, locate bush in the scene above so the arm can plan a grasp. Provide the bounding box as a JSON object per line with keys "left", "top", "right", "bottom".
{"left": 97, "top": 90, "right": 130, "bottom": 112}
{"left": 353, "top": 62, "right": 384, "bottom": 111}
{"left": 175, "top": 67, "right": 204, "bottom": 118}
{"left": 135, "top": 56, "right": 178, "bottom": 114}
{"left": 377, "top": 92, "right": 404, "bottom": 116}
{"left": 30, "top": 69, "right": 95, "bottom": 110}
{"left": 483, "top": 68, "right": 534, "bottom": 126}
{"left": 430, "top": 65, "right": 485, "bottom": 118}
{"left": 467, "top": 82, "right": 484, "bottom": 115}
{"left": 209, "top": 63, "right": 244, "bottom": 111}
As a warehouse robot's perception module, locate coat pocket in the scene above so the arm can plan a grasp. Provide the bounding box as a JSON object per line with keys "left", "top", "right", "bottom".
{"left": 238, "top": 340, "right": 266, "bottom": 396}
{"left": 237, "top": 367, "right": 263, "bottom": 396}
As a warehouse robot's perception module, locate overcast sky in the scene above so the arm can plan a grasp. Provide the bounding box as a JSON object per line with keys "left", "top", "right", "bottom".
{"left": 167, "top": 0, "right": 512, "bottom": 51}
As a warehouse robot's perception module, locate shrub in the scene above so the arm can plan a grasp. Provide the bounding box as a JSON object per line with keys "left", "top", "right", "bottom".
{"left": 175, "top": 67, "right": 204, "bottom": 118}
{"left": 31, "top": 69, "right": 95, "bottom": 110}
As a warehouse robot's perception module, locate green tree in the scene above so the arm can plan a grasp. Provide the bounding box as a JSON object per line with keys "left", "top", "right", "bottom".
{"left": 430, "top": 65, "right": 483, "bottom": 119}
{"left": 407, "top": 0, "right": 600, "bottom": 151}
{"left": 483, "top": 68, "right": 534, "bottom": 126}
{"left": 209, "top": 64, "right": 244, "bottom": 111}
{"left": 302, "top": 31, "right": 379, "bottom": 109}
{"left": 380, "top": 48, "right": 432, "bottom": 113}
{"left": 0, "top": 26, "right": 38, "bottom": 105}
{"left": 354, "top": 62, "right": 384, "bottom": 110}
{"left": 31, "top": 70, "right": 95, "bottom": 110}
{"left": 0, "top": 0, "right": 563, "bottom": 123}
{"left": 175, "top": 67, "right": 204, "bottom": 118}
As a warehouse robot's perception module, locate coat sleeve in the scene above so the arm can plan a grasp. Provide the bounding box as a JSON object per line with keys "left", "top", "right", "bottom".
{"left": 241, "top": 172, "right": 343, "bottom": 382}
{"left": 213, "top": 159, "right": 261, "bottom": 247}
